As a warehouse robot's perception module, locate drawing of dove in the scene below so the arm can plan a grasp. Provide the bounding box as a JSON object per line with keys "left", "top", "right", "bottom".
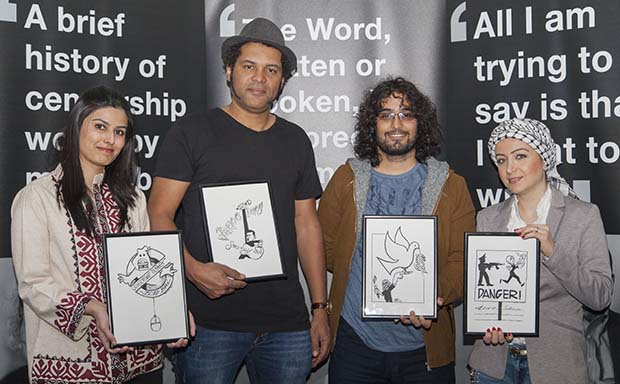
{"left": 378, "top": 227, "right": 425, "bottom": 276}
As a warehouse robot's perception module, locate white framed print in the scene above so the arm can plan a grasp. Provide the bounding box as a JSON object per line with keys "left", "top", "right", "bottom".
{"left": 464, "top": 232, "right": 540, "bottom": 336}
{"left": 362, "top": 215, "right": 438, "bottom": 319}
{"left": 199, "top": 181, "right": 285, "bottom": 281}
{"left": 103, "top": 231, "right": 189, "bottom": 347}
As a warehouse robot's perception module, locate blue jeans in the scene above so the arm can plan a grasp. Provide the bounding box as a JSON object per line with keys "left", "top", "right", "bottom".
{"left": 329, "top": 319, "right": 455, "bottom": 384}
{"left": 470, "top": 345, "right": 531, "bottom": 384}
{"left": 173, "top": 325, "right": 312, "bottom": 384}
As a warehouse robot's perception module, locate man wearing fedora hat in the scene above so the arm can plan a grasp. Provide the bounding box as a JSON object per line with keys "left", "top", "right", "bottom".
{"left": 149, "top": 17, "right": 330, "bottom": 383}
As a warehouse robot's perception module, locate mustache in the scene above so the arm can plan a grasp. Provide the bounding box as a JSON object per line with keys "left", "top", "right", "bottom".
{"left": 383, "top": 130, "right": 409, "bottom": 135}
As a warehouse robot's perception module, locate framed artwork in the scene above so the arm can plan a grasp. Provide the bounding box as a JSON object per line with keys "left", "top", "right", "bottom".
{"left": 103, "top": 231, "right": 189, "bottom": 347}
{"left": 362, "top": 216, "right": 438, "bottom": 319}
{"left": 199, "top": 181, "right": 285, "bottom": 281}
{"left": 464, "top": 232, "right": 540, "bottom": 336}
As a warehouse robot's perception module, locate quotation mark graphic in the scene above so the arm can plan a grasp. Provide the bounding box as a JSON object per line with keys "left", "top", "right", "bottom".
{"left": 219, "top": 3, "right": 235, "bottom": 37}
{"left": 218, "top": 3, "right": 254, "bottom": 38}
{"left": 450, "top": 2, "right": 467, "bottom": 42}
{"left": 0, "top": 0, "right": 17, "bottom": 23}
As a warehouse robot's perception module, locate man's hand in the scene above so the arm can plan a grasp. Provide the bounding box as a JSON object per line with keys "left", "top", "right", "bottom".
{"left": 149, "top": 177, "right": 247, "bottom": 299}
{"left": 398, "top": 297, "right": 444, "bottom": 330}
{"left": 310, "top": 310, "right": 330, "bottom": 368}
{"left": 186, "top": 259, "right": 247, "bottom": 299}
{"left": 166, "top": 311, "right": 196, "bottom": 349}
{"left": 294, "top": 198, "right": 330, "bottom": 367}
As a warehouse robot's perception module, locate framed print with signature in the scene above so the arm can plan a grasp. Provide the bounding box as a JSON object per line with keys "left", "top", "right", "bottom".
{"left": 362, "top": 216, "right": 437, "bottom": 319}
{"left": 464, "top": 232, "right": 540, "bottom": 336}
{"left": 103, "top": 231, "right": 189, "bottom": 347}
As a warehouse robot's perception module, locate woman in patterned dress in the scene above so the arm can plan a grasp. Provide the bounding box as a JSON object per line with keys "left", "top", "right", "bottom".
{"left": 11, "top": 86, "right": 191, "bottom": 384}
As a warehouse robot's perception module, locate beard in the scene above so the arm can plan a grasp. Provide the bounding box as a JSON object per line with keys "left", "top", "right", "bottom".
{"left": 229, "top": 69, "right": 279, "bottom": 113}
{"left": 376, "top": 130, "right": 416, "bottom": 156}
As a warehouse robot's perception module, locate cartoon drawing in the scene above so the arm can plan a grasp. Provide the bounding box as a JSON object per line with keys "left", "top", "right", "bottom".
{"left": 373, "top": 271, "right": 406, "bottom": 302}
{"left": 236, "top": 201, "right": 264, "bottom": 260}
{"left": 501, "top": 253, "right": 526, "bottom": 286}
{"left": 371, "top": 227, "right": 427, "bottom": 303}
{"left": 117, "top": 246, "right": 177, "bottom": 331}
{"left": 378, "top": 227, "right": 426, "bottom": 275}
{"left": 477, "top": 254, "right": 503, "bottom": 287}
{"left": 219, "top": 200, "right": 265, "bottom": 260}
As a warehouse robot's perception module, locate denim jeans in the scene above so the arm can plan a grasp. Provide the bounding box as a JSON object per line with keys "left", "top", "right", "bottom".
{"left": 172, "top": 325, "right": 312, "bottom": 384}
{"left": 329, "top": 319, "right": 455, "bottom": 384}
{"left": 470, "top": 345, "right": 531, "bottom": 384}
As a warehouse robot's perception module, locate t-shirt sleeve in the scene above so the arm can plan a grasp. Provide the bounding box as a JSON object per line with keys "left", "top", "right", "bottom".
{"left": 295, "top": 132, "right": 322, "bottom": 200}
{"left": 153, "top": 120, "right": 195, "bottom": 182}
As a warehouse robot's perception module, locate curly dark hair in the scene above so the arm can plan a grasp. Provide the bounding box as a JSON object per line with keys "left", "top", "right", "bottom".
{"left": 222, "top": 42, "right": 295, "bottom": 99}
{"left": 354, "top": 77, "right": 442, "bottom": 166}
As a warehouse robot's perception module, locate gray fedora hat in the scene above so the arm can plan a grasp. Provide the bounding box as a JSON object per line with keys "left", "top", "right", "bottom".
{"left": 221, "top": 18, "right": 297, "bottom": 71}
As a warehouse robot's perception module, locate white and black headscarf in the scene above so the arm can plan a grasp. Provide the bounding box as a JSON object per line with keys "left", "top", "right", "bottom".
{"left": 488, "top": 118, "right": 578, "bottom": 199}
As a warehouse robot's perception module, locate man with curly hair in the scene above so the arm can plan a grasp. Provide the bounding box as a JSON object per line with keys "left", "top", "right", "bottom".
{"left": 318, "top": 77, "right": 475, "bottom": 383}
{"left": 149, "top": 18, "right": 329, "bottom": 383}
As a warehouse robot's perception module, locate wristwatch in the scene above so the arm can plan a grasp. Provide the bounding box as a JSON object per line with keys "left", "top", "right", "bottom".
{"left": 311, "top": 301, "right": 332, "bottom": 315}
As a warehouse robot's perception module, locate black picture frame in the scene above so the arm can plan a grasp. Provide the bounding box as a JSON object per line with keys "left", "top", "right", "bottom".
{"left": 103, "top": 230, "right": 190, "bottom": 347}
{"left": 464, "top": 232, "right": 540, "bottom": 336}
{"left": 362, "top": 215, "right": 438, "bottom": 319}
{"left": 199, "top": 181, "right": 285, "bottom": 282}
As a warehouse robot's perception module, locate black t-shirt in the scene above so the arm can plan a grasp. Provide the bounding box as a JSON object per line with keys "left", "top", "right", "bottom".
{"left": 154, "top": 108, "right": 322, "bottom": 332}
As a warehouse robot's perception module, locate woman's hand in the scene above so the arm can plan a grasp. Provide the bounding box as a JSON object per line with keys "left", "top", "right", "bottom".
{"left": 515, "top": 224, "right": 555, "bottom": 257}
{"left": 84, "top": 299, "right": 131, "bottom": 354}
{"left": 482, "top": 327, "right": 513, "bottom": 345}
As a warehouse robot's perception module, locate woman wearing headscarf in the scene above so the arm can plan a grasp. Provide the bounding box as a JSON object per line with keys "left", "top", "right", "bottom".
{"left": 468, "top": 118, "right": 613, "bottom": 384}
{"left": 11, "top": 86, "right": 191, "bottom": 384}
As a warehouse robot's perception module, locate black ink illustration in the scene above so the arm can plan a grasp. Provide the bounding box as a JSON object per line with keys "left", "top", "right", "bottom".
{"left": 236, "top": 200, "right": 264, "bottom": 260}
{"left": 477, "top": 254, "right": 503, "bottom": 287}
{"left": 501, "top": 254, "right": 526, "bottom": 286}
{"left": 466, "top": 236, "right": 539, "bottom": 335}
{"left": 118, "top": 246, "right": 177, "bottom": 331}
{"left": 372, "top": 227, "right": 427, "bottom": 303}
{"left": 216, "top": 200, "right": 265, "bottom": 260}
{"left": 372, "top": 272, "right": 405, "bottom": 302}
{"left": 474, "top": 250, "right": 529, "bottom": 322}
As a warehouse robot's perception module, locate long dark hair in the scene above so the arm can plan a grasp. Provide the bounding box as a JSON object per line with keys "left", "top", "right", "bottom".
{"left": 354, "top": 77, "right": 443, "bottom": 167}
{"left": 54, "top": 86, "right": 138, "bottom": 236}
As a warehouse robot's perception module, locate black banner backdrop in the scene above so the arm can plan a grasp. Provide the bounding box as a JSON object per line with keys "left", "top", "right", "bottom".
{"left": 2, "top": 0, "right": 619, "bottom": 382}
{"left": 446, "top": 0, "right": 620, "bottom": 233}
{"left": 0, "top": 2, "right": 205, "bottom": 378}
{"left": 0, "top": 0, "right": 207, "bottom": 261}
